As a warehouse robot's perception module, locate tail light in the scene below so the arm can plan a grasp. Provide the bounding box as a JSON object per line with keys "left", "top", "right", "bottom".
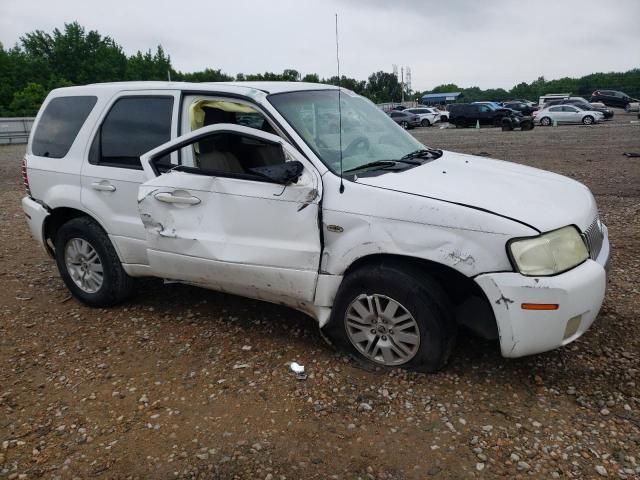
{"left": 22, "top": 157, "right": 31, "bottom": 196}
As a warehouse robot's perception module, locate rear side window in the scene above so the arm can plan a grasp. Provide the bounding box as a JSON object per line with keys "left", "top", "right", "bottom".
{"left": 91, "top": 96, "right": 173, "bottom": 169}
{"left": 32, "top": 96, "right": 97, "bottom": 158}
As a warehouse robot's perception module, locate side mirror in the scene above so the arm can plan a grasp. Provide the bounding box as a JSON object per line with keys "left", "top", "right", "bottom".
{"left": 249, "top": 160, "right": 304, "bottom": 185}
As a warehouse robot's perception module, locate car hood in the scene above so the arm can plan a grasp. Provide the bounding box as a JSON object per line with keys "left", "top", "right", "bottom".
{"left": 355, "top": 150, "right": 597, "bottom": 232}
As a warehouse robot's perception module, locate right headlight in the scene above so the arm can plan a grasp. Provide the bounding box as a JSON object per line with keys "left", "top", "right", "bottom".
{"left": 508, "top": 225, "right": 589, "bottom": 276}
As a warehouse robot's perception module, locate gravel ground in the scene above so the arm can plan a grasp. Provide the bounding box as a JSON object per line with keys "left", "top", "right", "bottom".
{"left": 1, "top": 110, "right": 639, "bottom": 479}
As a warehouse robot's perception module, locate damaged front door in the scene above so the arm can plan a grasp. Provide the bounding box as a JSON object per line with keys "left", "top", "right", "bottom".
{"left": 137, "top": 124, "right": 322, "bottom": 304}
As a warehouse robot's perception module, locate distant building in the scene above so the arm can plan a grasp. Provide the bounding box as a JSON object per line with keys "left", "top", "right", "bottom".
{"left": 421, "top": 92, "right": 463, "bottom": 105}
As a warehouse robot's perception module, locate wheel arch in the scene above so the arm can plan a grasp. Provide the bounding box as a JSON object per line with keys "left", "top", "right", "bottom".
{"left": 341, "top": 253, "right": 498, "bottom": 340}
{"left": 43, "top": 207, "right": 117, "bottom": 258}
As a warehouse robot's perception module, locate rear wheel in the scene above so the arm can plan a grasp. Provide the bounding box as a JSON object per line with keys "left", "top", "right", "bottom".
{"left": 54, "top": 217, "right": 133, "bottom": 307}
{"left": 323, "top": 262, "right": 456, "bottom": 372}
{"left": 582, "top": 115, "right": 594, "bottom": 125}
{"left": 420, "top": 118, "right": 431, "bottom": 127}
{"left": 520, "top": 120, "right": 534, "bottom": 131}
{"left": 540, "top": 116, "right": 552, "bottom": 126}
{"left": 501, "top": 120, "right": 513, "bottom": 131}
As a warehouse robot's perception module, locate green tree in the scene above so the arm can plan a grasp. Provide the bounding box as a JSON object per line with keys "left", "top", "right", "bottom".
{"left": 21, "top": 21, "right": 127, "bottom": 85}
{"left": 302, "top": 73, "right": 320, "bottom": 83}
{"left": 365, "top": 71, "right": 402, "bottom": 103}
{"left": 7, "top": 82, "right": 48, "bottom": 116}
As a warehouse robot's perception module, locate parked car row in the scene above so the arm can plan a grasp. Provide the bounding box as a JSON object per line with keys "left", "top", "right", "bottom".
{"left": 386, "top": 88, "right": 636, "bottom": 131}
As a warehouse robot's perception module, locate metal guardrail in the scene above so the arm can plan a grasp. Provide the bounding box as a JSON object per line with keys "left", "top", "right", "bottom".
{"left": 0, "top": 117, "right": 35, "bottom": 145}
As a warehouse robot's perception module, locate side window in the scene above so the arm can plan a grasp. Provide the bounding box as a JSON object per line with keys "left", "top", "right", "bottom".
{"left": 478, "top": 105, "right": 490, "bottom": 113}
{"left": 193, "top": 131, "right": 285, "bottom": 177}
{"left": 91, "top": 96, "right": 173, "bottom": 169}
{"left": 32, "top": 96, "right": 97, "bottom": 158}
{"left": 390, "top": 112, "right": 399, "bottom": 118}
{"left": 549, "top": 106, "right": 562, "bottom": 112}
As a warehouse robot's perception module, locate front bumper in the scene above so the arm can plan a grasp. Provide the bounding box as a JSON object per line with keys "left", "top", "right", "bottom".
{"left": 22, "top": 196, "right": 50, "bottom": 252}
{"left": 475, "top": 225, "right": 610, "bottom": 358}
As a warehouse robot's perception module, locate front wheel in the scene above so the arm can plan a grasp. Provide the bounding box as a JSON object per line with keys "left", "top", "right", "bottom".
{"left": 54, "top": 217, "right": 133, "bottom": 307}
{"left": 582, "top": 115, "right": 594, "bottom": 125}
{"left": 323, "top": 263, "right": 456, "bottom": 372}
{"left": 400, "top": 121, "right": 409, "bottom": 129}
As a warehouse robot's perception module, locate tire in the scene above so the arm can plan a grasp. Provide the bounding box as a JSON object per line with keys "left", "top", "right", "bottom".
{"left": 520, "top": 121, "right": 534, "bottom": 131}
{"left": 582, "top": 115, "right": 594, "bottom": 125}
{"left": 400, "top": 121, "right": 409, "bottom": 129}
{"left": 420, "top": 119, "right": 431, "bottom": 127}
{"left": 501, "top": 121, "right": 513, "bottom": 131}
{"left": 323, "top": 262, "right": 456, "bottom": 373}
{"left": 441, "top": 115, "right": 448, "bottom": 122}
{"left": 54, "top": 216, "right": 133, "bottom": 307}
{"left": 540, "top": 116, "right": 552, "bottom": 126}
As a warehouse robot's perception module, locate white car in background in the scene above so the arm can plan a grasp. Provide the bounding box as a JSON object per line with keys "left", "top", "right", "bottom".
{"left": 534, "top": 104, "right": 604, "bottom": 126}
{"left": 404, "top": 107, "right": 440, "bottom": 127}
{"left": 625, "top": 102, "right": 640, "bottom": 112}
{"left": 432, "top": 107, "right": 449, "bottom": 122}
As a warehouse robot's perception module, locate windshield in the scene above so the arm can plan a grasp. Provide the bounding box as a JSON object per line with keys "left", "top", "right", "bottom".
{"left": 268, "top": 90, "right": 425, "bottom": 174}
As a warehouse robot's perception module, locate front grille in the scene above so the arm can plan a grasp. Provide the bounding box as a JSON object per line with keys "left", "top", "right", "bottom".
{"left": 582, "top": 216, "right": 604, "bottom": 260}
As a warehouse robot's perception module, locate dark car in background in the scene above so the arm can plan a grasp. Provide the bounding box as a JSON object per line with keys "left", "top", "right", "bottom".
{"left": 545, "top": 97, "right": 614, "bottom": 119}
{"left": 449, "top": 103, "right": 534, "bottom": 131}
{"left": 590, "top": 90, "right": 637, "bottom": 108}
{"left": 388, "top": 110, "right": 421, "bottom": 129}
{"left": 502, "top": 101, "right": 538, "bottom": 116}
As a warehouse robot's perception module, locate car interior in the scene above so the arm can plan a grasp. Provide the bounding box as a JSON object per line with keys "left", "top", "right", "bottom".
{"left": 187, "top": 100, "right": 285, "bottom": 175}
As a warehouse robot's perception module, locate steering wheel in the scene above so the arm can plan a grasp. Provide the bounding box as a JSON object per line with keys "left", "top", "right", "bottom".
{"left": 343, "top": 136, "right": 370, "bottom": 158}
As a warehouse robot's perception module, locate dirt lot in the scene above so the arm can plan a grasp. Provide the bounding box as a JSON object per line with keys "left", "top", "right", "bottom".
{"left": 1, "top": 111, "right": 639, "bottom": 480}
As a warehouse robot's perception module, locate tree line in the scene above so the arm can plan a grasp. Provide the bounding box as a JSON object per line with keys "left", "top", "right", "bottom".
{"left": 1, "top": 22, "right": 638, "bottom": 117}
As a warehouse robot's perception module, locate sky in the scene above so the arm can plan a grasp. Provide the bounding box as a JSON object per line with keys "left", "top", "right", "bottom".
{"left": 1, "top": 0, "right": 639, "bottom": 92}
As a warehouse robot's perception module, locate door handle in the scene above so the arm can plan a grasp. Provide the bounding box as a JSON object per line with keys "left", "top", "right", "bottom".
{"left": 154, "top": 192, "right": 201, "bottom": 205}
{"left": 91, "top": 181, "right": 116, "bottom": 192}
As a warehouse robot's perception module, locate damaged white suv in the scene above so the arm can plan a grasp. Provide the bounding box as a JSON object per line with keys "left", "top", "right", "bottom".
{"left": 22, "top": 82, "right": 609, "bottom": 371}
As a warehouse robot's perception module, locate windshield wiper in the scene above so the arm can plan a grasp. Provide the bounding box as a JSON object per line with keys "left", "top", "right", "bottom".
{"left": 400, "top": 148, "right": 443, "bottom": 161}
{"left": 344, "top": 159, "right": 420, "bottom": 174}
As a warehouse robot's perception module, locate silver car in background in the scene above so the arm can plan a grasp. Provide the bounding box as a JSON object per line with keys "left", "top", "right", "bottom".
{"left": 534, "top": 104, "right": 604, "bottom": 126}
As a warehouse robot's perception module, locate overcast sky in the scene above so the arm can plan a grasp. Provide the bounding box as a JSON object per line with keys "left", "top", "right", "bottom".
{"left": 1, "top": 0, "right": 639, "bottom": 91}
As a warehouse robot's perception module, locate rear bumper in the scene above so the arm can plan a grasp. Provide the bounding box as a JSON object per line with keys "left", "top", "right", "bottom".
{"left": 22, "top": 196, "right": 50, "bottom": 252}
{"left": 475, "top": 227, "right": 609, "bottom": 358}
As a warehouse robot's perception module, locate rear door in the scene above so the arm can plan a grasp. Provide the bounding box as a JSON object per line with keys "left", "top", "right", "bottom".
{"left": 81, "top": 91, "right": 179, "bottom": 265}
{"left": 548, "top": 106, "right": 564, "bottom": 123}
{"left": 137, "top": 124, "right": 322, "bottom": 304}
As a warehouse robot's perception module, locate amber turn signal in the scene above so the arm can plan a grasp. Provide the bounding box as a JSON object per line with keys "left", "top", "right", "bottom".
{"left": 521, "top": 303, "right": 559, "bottom": 310}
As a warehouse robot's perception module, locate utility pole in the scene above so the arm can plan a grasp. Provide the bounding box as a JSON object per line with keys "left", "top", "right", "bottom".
{"left": 401, "top": 67, "right": 405, "bottom": 103}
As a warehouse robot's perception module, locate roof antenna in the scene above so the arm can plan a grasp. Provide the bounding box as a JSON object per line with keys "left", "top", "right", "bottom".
{"left": 335, "top": 13, "right": 345, "bottom": 194}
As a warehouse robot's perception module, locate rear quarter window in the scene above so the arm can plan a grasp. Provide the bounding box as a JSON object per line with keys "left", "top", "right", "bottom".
{"left": 32, "top": 96, "right": 97, "bottom": 158}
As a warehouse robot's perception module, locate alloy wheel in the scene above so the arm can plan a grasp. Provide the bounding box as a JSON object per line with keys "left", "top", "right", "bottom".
{"left": 345, "top": 294, "right": 420, "bottom": 366}
{"left": 64, "top": 238, "right": 104, "bottom": 293}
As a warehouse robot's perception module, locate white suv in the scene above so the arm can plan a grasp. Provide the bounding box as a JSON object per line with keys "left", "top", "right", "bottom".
{"left": 22, "top": 81, "right": 609, "bottom": 372}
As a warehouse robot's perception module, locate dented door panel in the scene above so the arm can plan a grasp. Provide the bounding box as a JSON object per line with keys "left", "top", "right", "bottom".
{"left": 138, "top": 130, "right": 322, "bottom": 303}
